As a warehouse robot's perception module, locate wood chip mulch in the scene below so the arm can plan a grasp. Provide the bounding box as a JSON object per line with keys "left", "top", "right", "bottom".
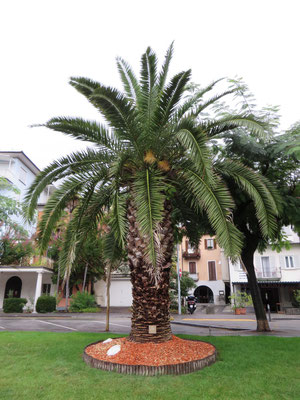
{"left": 85, "top": 336, "right": 215, "bottom": 366}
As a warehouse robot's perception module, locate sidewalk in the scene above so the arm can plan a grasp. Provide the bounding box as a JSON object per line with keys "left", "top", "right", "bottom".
{"left": 171, "top": 311, "right": 300, "bottom": 337}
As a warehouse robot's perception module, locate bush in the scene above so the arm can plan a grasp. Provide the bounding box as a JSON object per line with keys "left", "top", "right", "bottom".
{"left": 292, "top": 290, "right": 300, "bottom": 308}
{"left": 36, "top": 295, "right": 56, "bottom": 313}
{"left": 3, "top": 298, "right": 27, "bottom": 313}
{"left": 69, "top": 291, "right": 97, "bottom": 312}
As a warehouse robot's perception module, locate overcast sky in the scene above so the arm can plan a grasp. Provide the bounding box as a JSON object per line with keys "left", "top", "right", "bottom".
{"left": 1, "top": 0, "right": 299, "bottom": 170}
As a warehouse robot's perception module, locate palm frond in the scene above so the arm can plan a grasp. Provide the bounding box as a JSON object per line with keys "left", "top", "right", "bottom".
{"left": 157, "top": 70, "right": 192, "bottom": 126}
{"left": 116, "top": 56, "right": 140, "bottom": 101}
{"left": 90, "top": 86, "right": 140, "bottom": 147}
{"left": 193, "top": 90, "right": 237, "bottom": 117}
{"left": 204, "top": 115, "right": 267, "bottom": 138}
{"left": 24, "top": 149, "right": 111, "bottom": 221}
{"left": 69, "top": 76, "right": 100, "bottom": 99}
{"left": 110, "top": 189, "right": 128, "bottom": 249}
{"left": 176, "top": 125, "right": 213, "bottom": 183}
{"left": 40, "top": 117, "right": 118, "bottom": 151}
{"left": 182, "top": 168, "right": 243, "bottom": 258}
{"left": 157, "top": 42, "right": 174, "bottom": 92}
{"left": 216, "top": 160, "right": 280, "bottom": 238}
{"left": 133, "top": 169, "right": 166, "bottom": 267}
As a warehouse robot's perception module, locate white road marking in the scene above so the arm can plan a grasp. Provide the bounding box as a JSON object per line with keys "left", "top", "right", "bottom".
{"left": 0, "top": 325, "right": 5, "bottom": 329}
{"left": 37, "top": 320, "right": 78, "bottom": 331}
{"left": 92, "top": 321, "right": 130, "bottom": 328}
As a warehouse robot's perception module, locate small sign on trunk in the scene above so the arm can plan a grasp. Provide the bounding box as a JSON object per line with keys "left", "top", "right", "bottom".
{"left": 148, "top": 325, "right": 157, "bottom": 334}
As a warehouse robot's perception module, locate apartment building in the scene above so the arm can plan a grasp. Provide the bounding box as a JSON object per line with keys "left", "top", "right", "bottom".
{"left": 179, "top": 235, "right": 230, "bottom": 304}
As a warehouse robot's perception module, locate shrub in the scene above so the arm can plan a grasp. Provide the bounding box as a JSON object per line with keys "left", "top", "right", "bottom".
{"left": 81, "top": 307, "right": 100, "bottom": 313}
{"left": 69, "top": 291, "right": 97, "bottom": 312}
{"left": 36, "top": 295, "right": 56, "bottom": 313}
{"left": 292, "top": 290, "right": 300, "bottom": 308}
{"left": 3, "top": 298, "right": 27, "bottom": 313}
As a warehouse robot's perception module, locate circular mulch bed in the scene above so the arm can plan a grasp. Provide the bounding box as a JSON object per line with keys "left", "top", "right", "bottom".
{"left": 83, "top": 336, "right": 216, "bottom": 375}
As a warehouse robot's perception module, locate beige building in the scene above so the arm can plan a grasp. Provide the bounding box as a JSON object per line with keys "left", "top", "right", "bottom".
{"left": 179, "top": 235, "right": 230, "bottom": 304}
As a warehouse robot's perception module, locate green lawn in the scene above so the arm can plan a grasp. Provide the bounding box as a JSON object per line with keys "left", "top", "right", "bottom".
{"left": 0, "top": 332, "right": 299, "bottom": 400}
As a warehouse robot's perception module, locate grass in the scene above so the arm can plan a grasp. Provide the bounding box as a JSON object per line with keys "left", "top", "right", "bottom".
{"left": 0, "top": 332, "right": 299, "bottom": 400}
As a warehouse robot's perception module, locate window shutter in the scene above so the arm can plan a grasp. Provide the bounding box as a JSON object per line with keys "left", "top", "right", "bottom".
{"left": 214, "top": 239, "right": 217, "bottom": 249}
{"left": 185, "top": 240, "right": 188, "bottom": 251}
{"left": 204, "top": 239, "right": 208, "bottom": 249}
{"left": 208, "top": 261, "right": 216, "bottom": 281}
{"left": 189, "top": 262, "right": 196, "bottom": 274}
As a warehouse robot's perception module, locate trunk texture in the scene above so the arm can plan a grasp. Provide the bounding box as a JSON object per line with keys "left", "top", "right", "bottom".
{"left": 241, "top": 234, "right": 271, "bottom": 332}
{"left": 105, "top": 264, "right": 112, "bottom": 332}
{"left": 127, "top": 199, "right": 174, "bottom": 343}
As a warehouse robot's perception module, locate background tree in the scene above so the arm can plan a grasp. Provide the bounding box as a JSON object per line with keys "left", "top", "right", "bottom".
{"left": 25, "top": 45, "right": 275, "bottom": 343}
{"left": 169, "top": 269, "right": 196, "bottom": 298}
{"left": 215, "top": 109, "right": 299, "bottom": 331}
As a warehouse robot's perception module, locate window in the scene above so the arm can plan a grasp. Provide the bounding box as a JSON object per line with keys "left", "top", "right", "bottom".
{"left": 205, "top": 239, "right": 215, "bottom": 250}
{"left": 189, "top": 262, "right": 196, "bottom": 274}
{"left": 261, "top": 256, "right": 271, "bottom": 278}
{"left": 42, "top": 284, "right": 51, "bottom": 295}
{"left": 19, "top": 167, "right": 27, "bottom": 184}
{"left": 186, "top": 241, "right": 196, "bottom": 254}
{"left": 208, "top": 261, "right": 216, "bottom": 280}
{"left": 285, "top": 256, "right": 295, "bottom": 268}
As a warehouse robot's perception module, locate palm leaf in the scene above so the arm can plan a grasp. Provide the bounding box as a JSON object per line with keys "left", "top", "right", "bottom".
{"left": 182, "top": 168, "right": 243, "bottom": 258}
{"left": 133, "top": 168, "right": 166, "bottom": 267}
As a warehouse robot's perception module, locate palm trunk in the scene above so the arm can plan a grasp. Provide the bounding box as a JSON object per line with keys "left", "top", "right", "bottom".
{"left": 127, "top": 199, "right": 174, "bottom": 343}
{"left": 105, "top": 263, "right": 112, "bottom": 332}
{"left": 82, "top": 265, "right": 88, "bottom": 293}
{"left": 241, "top": 233, "right": 271, "bottom": 332}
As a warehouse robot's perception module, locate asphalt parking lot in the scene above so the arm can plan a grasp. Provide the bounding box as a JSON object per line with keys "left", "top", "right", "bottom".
{"left": 0, "top": 310, "right": 299, "bottom": 337}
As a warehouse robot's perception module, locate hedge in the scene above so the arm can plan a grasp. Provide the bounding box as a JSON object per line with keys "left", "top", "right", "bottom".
{"left": 3, "top": 298, "right": 27, "bottom": 313}
{"left": 36, "top": 295, "right": 56, "bottom": 313}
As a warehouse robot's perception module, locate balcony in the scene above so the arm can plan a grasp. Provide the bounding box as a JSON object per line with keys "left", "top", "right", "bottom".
{"left": 182, "top": 250, "right": 200, "bottom": 259}
{"left": 256, "top": 268, "right": 281, "bottom": 280}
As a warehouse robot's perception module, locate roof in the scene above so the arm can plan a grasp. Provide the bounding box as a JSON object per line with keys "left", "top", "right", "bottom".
{"left": 0, "top": 266, "right": 53, "bottom": 273}
{"left": 0, "top": 151, "right": 40, "bottom": 175}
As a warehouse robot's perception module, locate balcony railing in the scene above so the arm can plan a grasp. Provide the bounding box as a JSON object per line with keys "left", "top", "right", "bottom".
{"left": 182, "top": 250, "right": 200, "bottom": 259}
{"left": 256, "top": 268, "right": 281, "bottom": 280}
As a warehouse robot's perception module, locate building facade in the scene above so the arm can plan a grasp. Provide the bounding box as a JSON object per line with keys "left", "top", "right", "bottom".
{"left": 0, "top": 151, "right": 55, "bottom": 311}
{"left": 229, "top": 227, "right": 300, "bottom": 312}
{"left": 179, "top": 235, "right": 230, "bottom": 304}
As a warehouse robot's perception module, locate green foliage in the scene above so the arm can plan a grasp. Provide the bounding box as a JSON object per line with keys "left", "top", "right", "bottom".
{"left": 169, "top": 269, "right": 196, "bottom": 297}
{"left": 24, "top": 44, "right": 274, "bottom": 274}
{"left": 69, "top": 291, "right": 97, "bottom": 312}
{"left": 292, "top": 290, "right": 300, "bottom": 308}
{"left": 3, "top": 298, "right": 27, "bottom": 313}
{"left": 229, "top": 291, "right": 253, "bottom": 309}
{"left": 0, "top": 238, "right": 34, "bottom": 265}
{"left": 36, "top": 295, "right": 56, "bottom": 313}
{"left": 71, "top": 307, "right": 100, "bottom": 313}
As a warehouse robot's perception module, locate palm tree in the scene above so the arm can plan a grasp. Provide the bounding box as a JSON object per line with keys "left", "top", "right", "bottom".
{"left": 25, "top": 44, "right": 276, "bottom": 343}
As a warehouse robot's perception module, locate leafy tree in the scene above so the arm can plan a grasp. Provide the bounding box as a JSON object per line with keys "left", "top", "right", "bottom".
{"left": 170, "top": 270, "right": 196, "bottom": 298}
{"left": 215, "top": 111, "right": 299, "bottom": 331}
{"left": 0, "top": 177, "right": 29, "bottom": 238}
{"left": 0, "top": 237, "right": 33, "bottom": 265}
{"left": 25, "top": 44, "right": 276, "bottom": 343}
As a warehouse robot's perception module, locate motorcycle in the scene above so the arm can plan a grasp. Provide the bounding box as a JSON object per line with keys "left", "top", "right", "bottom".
{"left": 186, "top": 295, "right": 197, "bottom": 315}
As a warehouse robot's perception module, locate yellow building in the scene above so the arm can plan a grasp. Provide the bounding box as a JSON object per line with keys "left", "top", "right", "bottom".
{"left": 179, "top": 235, "right": 230, "bottom": 304}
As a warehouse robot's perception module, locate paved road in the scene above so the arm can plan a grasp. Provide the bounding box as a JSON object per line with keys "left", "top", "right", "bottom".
{"left": 0, "top": 311, "right": 299, "bottom": 337}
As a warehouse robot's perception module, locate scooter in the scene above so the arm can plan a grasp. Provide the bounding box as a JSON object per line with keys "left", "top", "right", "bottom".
{"left": 187, "top": 295, "right": 197, "bottom": 315}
